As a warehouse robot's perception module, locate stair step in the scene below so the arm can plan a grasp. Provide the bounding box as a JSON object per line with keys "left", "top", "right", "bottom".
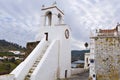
{"left": 28, "top": 72, "right": 32, "bottom": 75}
{"left": 24, "top": 43, "right": 50, "bottom": 80}
{"left": 24, "top": 76, "right": 30, "bottom": 80}
{"left": 34, "top": 63, "right": 38, "bottom": 65}
{"left": 38, "top": 57, "right": 42, "bottom": 60}
{"left": 36, "top": 60, "right": 40, "bottom": 62}
{"left": 38, "top": 57, "right": 42, "bottom": 59}
{"left": 35, "top": 60, "right": 39, "bottom": 62}
{"left": 31, "top": 67, "right": 36, "bottom": 70}
{"left": 25, "top": 73, "right": 31, "bottom": 80}
{"left": 29, "top": 69, "right": 34, "bottom": 73}
{"left": 34, "top": 62, "right": 38, "bottom": 64}
{"left": 33, "top": 65, "right": 37, "bottom": 67}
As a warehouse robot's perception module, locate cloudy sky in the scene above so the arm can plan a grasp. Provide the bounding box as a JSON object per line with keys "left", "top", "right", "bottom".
{"left": 0, "top": 0, "right": 120, "bottom": 50}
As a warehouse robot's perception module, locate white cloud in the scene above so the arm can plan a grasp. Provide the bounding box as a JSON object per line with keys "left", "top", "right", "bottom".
{"left": 71, "top": 37, "right": 86, "bottom": 50}
{"left": 0, "top": 0, "right": 120, "bottom": 49}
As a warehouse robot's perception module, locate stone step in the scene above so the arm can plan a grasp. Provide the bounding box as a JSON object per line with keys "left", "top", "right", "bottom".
{"left": 36, "top": 59, "right": 40, "bottom": 62}
{"left": 24, "top": 43, "right": 50, "bottom": 80}
{"left": 33, "top": 65, "right": 37, "bottom": 67}
{"left": 24, "top": 73, "right": 31, "bottom": 80}
{"left": 31, "top": 66, "right": 36, "bottom": 70}
{"left": 36, "top": 60, "right": 40, "bottom": 62}
{"left": 24, "top": 76, "right": 30, "bottom": 80}
{"left": 29, "top": 69, "right": 34, "bottom": 73}
{"left": 28, "top": 72, "right": 32, "bottom": 76}
{"left": 37, "top": 56, "right": 42, "bottom": 59}
{"left": 33, "top": 63, "right": 38, "bottom": 66}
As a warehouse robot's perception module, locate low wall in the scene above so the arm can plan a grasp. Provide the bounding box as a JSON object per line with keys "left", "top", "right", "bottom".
{"left": 0, "top": 74, "right": 14, "bottom": 80}
{"left": 71, "top": 68, "right": 85, "bottom": 75}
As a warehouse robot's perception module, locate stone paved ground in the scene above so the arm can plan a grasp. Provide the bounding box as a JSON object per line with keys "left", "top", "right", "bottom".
{"left": 68, "top": 71, "right": 89, "bottom": 80}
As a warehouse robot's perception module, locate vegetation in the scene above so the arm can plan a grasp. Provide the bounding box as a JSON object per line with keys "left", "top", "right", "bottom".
{"left": 0, "top": 52, "right": 15, "bottom": 57}
{"left": 0, "top": 52, "right": 23, "bottom": 57}
{"left": 0, "top": 39, "right": 25, "bottom": 75}
{"left": 0, "top": 39, "right": 26, "bottom": 52}
{"left": 0, "top": 59, "right": 22, "bottom": 75}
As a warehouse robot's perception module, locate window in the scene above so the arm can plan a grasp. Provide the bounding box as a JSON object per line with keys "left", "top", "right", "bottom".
{"left": 44, "top": 33, "right": 48, "bottom": 41}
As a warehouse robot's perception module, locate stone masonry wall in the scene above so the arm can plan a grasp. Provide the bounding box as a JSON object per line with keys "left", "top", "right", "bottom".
{"left": 25, "top": 41, "right": 40, "bottom": 58}
{"left": 95, "top": 37, "right": 120, "bottom": 80}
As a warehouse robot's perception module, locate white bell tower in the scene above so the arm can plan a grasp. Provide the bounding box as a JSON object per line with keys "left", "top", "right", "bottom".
{"left": 2, "top": 3, "right": 71, "bottom": 80}
{"left": 40, "top": 4, "right": 64, "bottom": 27}
{"left": 37, "top": 4, "right": 71, "bottom": 79}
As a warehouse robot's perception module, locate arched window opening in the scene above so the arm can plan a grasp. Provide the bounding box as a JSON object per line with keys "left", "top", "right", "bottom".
{"left": 58, "top": 13, "right": 62, "bottom": 24}
{"left": 45, "top": 11, "right": 52, "bottom": 26}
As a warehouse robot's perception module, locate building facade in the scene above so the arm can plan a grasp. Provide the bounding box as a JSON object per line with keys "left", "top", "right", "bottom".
{"left": 0, "top": 4, "right": 72, "bottom": 80}
{"left": 84, "top": 52, "right": 90, "bottom": 70}
{"left": 90, "top": 24, "right": 120, "bottom": 80}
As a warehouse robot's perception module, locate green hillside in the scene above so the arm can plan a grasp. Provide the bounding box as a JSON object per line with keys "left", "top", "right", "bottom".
{"left": 0, "top": 40, "right": 26, "bottom": 52}
{"left": 71, "top": 50, "right": 90, "bottom": 62}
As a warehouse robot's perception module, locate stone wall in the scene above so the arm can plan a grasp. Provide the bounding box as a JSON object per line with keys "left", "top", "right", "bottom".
{"left": 95, "top": 37, "right": 120, "bottom": 80}
{"left": 25, "top": 41, "right": 40, "bottom": 57}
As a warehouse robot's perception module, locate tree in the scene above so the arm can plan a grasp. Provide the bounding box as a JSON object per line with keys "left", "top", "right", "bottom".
{"left": 84, "top": 42, "right": 88, "bottom": 49}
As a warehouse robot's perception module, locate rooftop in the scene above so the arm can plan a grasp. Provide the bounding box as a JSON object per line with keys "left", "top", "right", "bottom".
{"left": 99, "top": 28, "right": 117, "bottom": 33}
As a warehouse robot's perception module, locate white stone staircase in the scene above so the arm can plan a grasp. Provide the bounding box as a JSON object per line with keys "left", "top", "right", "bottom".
{"left": 24, "top": 42, "right": 49, "bottom": 80}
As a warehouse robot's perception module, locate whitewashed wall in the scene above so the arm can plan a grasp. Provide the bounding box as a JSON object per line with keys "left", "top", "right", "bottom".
{"left": 31, "top": 40, "right": 59, "bottom": 80}
{"left": 84, "top": 53, "right": 90, "bottom": 70}
{"left": 37, "top": 25, "right": 71, "bottom": 78}
{"left": 0, "top": 74, "right": 14, "bottom": 80}
{"left": 10, "top": 37, "right": 47, "bottom": 80}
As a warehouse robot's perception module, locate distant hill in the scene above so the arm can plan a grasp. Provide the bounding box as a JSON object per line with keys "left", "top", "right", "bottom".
{"left": 71, "top": 50, "right": 90, "bottom": 62}
{"left": 0, "top": 39, "right": 26, "bottom": 52}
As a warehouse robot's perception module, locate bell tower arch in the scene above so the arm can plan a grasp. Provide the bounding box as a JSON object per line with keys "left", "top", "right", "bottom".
{"left": 40, "top": 4, "right": 64, "bottom": 27}
{"left": 45, "top": 11, "right": 52, "bottom": 26}
{"left": 58, "top": 13, "right": 62, "bottom": 24}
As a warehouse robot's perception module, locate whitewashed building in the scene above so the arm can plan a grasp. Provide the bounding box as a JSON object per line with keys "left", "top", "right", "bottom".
{"left": 0, "top": 4, "right": 72, "bottom": 80}
{"left": 89, "top": 23, "right": 120, "bottom": 80}
{"left": 9, "top": 50, "right": 21, "bottom": 55}
{"left": 84, "top": 52, "right": 90, "bottom": 70}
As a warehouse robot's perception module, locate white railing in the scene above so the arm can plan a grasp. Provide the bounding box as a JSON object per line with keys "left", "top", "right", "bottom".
{"left": 30, "top": 40, "right": 59, "bottom": 80}
{"left": 10, "top": 37, "right": 47, "bottom": 80}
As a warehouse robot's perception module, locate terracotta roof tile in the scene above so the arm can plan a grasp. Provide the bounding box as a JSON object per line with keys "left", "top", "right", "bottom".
{"left": 99, "top": 28, "right": 117, "bottom": 33}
